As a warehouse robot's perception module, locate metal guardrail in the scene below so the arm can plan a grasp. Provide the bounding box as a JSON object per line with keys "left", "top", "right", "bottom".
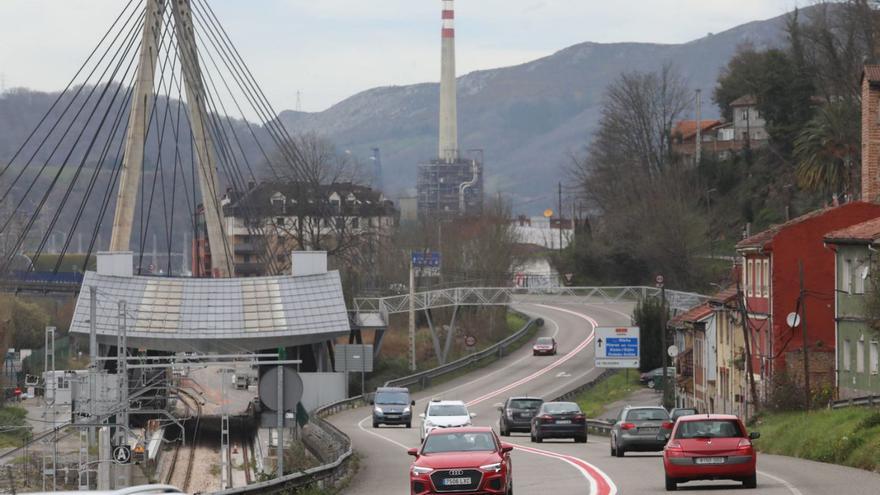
{"left": 549, "top": 368, "right": 617, "bottom": 437}
{"left": 214, "top": 396, "right": 364, "bottom": 495}
{"left": 830, "top": 395, "right": 880, "bottom": 409}
{"left": 384, "top": 315, "right": 542, "bottom": 389}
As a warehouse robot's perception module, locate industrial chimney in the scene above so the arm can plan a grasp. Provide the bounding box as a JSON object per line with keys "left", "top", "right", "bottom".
{"left": 439, "top": 0, "right": 458, "bottom": 163}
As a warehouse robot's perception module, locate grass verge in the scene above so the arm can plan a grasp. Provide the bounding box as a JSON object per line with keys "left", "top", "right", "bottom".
{"left": 0, "top": 406, "right": 31, "bottom": 448}
{"left": 573, "top": 369, "right": 643, "bottom": 419}
{"left": 752, "top": 407, "right": 880, "bottom": 473}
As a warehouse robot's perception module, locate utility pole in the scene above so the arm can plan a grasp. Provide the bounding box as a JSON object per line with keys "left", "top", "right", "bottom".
{"left": 695, "top": 89, "right": 702, "bottom": 166}
{"left": 659, "top": 282, "right": 670, "bottom": 409}
{"left": 557, "top": 182, "right": 563, "bottom": 252}
{"left": 89, "top": 286, "right": 97, "bottom": 448}
{"left": 799, "top": 261, "right": 811, "bottom": 410}
{"left": 409, "top": 255, "right": 417, "bottom": 371}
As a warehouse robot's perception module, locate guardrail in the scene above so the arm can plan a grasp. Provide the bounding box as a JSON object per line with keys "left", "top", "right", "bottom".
{"left": 830, "top": 395, "right": 880, "bottom": 409}
{"left": 548, "top": 368, "right": 617, "bottom": 437}
{"left": 384, "top": 315, "right": 542, "bottom": 389}
{"left": 214, "top": 396, "right": 364, "bottom": 495}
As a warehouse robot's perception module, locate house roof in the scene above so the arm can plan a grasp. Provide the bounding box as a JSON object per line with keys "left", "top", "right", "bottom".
{"left": 224, "top": 180, "right": 396, "bottom": 218}
{"left": 673, "top": 119, "right": 724, "bottom": 140}
{"left": 730, "top": 95, "right": 758, "bottom": 107}
{"left": 863, "top": 65, "right": 880, "bottom": 84}
{"left": 825, "top": 216, "right": 880, "bottom": 244}
{"left": 669, "top": 303, "right": 713, "bottom": 328}
{"left": 736, "top": 206, "right": 839, "bottom": 251}
{"left": 709, "top": 286, "right": 738, "bottom": 305}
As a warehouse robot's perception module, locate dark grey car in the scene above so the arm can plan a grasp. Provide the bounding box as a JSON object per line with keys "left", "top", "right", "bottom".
{"left": 497, "top": 397, "right": 543, "bottom": 436}
{"left": 371, "top": 387, "right": 415, "bottom": 428}
{"left": 530, "top": 401, "right": 587, "bottom": 443}
{"left": 610, "top": 406, "right": 672, "bottom": 456}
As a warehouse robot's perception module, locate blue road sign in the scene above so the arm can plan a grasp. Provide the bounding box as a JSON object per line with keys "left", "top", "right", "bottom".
{"left": 605, "top": 337, "right": 639, "bottom": 357}
{"left": 411, "top": 251, "right": 441, "bottom": 269}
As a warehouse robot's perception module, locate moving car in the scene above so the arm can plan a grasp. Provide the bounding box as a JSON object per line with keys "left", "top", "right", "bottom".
{"left": 532, "top": 336, "right": 557, "bottom": 356}
{"left": 663, "top": 414, "right": 759, "bottom": 491}
{"left": 495, "top": 396, "right": 543, "bottom": 436}
{"left": 610, "top": 406, "right": 673, "bottom": 456}
{"left": 372, "top": 386, "right": 415, "bottom": 428}
{"left": 420, "top": 399, "right": 475, "bottom": 441}
{"left": 669, "top": 407, "right": 698, "bottom": 423}
{"left": 529, "top": 401, "right": 587, "bottom": 443}
{"left": 408, "top": 427, "right": 514, "bottom": 495}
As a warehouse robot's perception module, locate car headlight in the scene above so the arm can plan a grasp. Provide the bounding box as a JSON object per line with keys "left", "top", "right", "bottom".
{"left": 374, "top": 407, "right": 383, "bottom": 414}
{"left": 403, "top": 407, "right": 411, "bottom": 414}
{"left": 506, "top": 411, "right": 515, "bottom": 420}
{"left": 480, "top": 462, "right": 502, "bottom": 473}
{"left": 412, "top": 466, "right": 434, "bottom": 475}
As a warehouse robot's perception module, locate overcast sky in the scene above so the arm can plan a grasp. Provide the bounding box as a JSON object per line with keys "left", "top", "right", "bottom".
{"left": 0, "top": 0, "right": 796, "bottom": 113}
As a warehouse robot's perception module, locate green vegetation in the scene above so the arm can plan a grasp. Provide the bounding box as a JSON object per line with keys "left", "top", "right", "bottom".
{"left": 0, "top": 406, "right": 31, "bottom": 448}
{"left": 753, "top": 407, "right": 880, "bottom": 472}
{"left": 574, "top": 370, "right": 642, "bottom": 419}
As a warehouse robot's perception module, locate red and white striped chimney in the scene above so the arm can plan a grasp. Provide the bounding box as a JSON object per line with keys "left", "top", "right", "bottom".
{"left": 439, "top": 0, "right": 458, "bottom": 163}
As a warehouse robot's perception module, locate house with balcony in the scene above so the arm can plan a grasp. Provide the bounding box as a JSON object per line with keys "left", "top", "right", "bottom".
{"left": 824, "top": 219, "right": 880, "bottom": 399}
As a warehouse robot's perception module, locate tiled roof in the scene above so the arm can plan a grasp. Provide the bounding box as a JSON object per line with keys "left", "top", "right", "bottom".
{"left": 709, "top": 286, "right": 738, "bottom": 305}
{"left": 669, "top": 303, "right": 713, "bottom": 327}
{"left": 736, "top": 206, "right": 836, "bottom": 250}
{"left": 730, "top": 95, "right": 758, "bottom": 107}
{"left": 825, "top": 216, "right": 880, "bottom": 243}
{"left": 69, "top": 271, "right": 351, "bottom": 351}
{"left": 864, "top": 65, "right": 880, "bottom": 84}
{"left": 673, "top": 119, "right": 724, "bottom": 140}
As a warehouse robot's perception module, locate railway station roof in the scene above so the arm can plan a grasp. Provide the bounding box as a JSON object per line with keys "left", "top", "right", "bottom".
{"left": 69, "top": 265, "right": 351, "bottom": 352}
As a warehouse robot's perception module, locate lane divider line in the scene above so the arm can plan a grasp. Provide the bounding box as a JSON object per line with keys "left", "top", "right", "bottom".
{"left": 516, "top": 444, "right": 617, "bottom": 495}
{"left": 757, "top": 470, "right": 804, "bottom": 495}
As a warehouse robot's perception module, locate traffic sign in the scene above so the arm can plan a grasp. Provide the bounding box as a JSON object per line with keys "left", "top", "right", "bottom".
{"left": 411, "top": 251, "right": 441, "bottom": 276}
{"left": 259, "top": 366, "right": 304, "bottom": 412}
{"left": 112, "top": 445, "right": 132, "bottom": 465}
{"left": 595, "top": 327, "right": 640, "bottom": 368}
{"left": 464, "top": 335, "right": 477, "bottom": 347}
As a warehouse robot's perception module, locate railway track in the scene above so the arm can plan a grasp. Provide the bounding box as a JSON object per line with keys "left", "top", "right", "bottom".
{"left": 164, "top": 388, "right": 202, "bottom": 491}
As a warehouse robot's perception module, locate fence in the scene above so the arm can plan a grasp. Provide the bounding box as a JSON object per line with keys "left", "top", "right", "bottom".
{"left": 830, "top": 395, "right": 880, "bottom": 409}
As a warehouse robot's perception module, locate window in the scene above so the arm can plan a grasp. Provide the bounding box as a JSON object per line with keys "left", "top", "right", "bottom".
{"left": 275, "top": 217, "right": 285, "bottom": 226}
{"left": 871, "top": 341, "right": 879, "bottom": 375}
{"left": 842, "top": 259, "right": 852, "bottom": 294}
{"left": 352, "top": 217, "right": 359, "bottom": 229}
{"left": 762, "top": 260, "right": 770, "bottom": 297}
{"left": 844, "top": 339, "right": 852, "bottom": 371}
{"left": 746, "top": 260, "right": 754, "bottom": 296}
{"left": 754, "top": 261, "right": 762, "bottom": 296}
{"left": 857, "top": 337, "right": 865, "bottom": 373}
{"left": 855, "top": 261, "right": 867, "bottom": 295}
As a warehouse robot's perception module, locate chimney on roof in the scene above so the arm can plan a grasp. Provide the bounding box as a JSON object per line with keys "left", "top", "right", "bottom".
{"left": 862, "top": 65, "right": 880, "bottom": 202}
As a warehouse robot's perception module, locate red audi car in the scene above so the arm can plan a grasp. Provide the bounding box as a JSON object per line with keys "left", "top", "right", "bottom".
{"left": 663, "top": 414, "right": 759, "bottom": 491}
{"left": 532, "top": 337, "right": 557, "bottom": 356}
{"left": 408, "top": 427, "right": 514, "bottom": 495}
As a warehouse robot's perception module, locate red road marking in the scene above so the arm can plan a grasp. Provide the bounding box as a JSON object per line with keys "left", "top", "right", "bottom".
{"left": 515, "top": 444, "right": 616, "bottom": 495}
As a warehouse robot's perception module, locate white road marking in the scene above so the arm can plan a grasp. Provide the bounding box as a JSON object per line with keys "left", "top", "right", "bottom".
{"left": 556, "top": 371, "right": 571, "bottom": 378}
{"left": 758, "top": 470, "right": 805, "bottom": 495}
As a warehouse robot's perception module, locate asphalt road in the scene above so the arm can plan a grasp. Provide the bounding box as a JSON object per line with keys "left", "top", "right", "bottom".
{"left": 329, "top": 301, "right": 880, "bottom": 495}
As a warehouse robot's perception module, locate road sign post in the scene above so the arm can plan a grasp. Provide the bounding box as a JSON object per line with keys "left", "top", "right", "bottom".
{"left": 594, "top": 327, "right": 640, "bottom": 368}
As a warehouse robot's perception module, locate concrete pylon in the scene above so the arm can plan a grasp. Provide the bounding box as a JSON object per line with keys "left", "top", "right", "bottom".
{"left": 109, "top": 0, "right": 165, "bottom": 252}
{"left": 438, "top": 0, "right": 458, "bottom": 163}
{"left": 172, "top": 0, "right": 234, "bottom": 277}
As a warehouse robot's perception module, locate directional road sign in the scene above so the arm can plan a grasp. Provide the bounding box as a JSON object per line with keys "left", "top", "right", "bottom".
{"left": 412, "top": 251, "right": 441, "bottom": 276}
{"left": 595, "top": 326, "right": 640, "bottom": 368}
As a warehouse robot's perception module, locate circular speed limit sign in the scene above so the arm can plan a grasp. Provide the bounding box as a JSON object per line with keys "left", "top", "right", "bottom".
{"left": 464, "top": 335, "right": 476, "bottom": 347}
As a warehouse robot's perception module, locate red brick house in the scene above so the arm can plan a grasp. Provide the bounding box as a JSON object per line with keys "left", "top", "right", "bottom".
{"left": 736, "top": 202, "right": 880, "bottom": 396}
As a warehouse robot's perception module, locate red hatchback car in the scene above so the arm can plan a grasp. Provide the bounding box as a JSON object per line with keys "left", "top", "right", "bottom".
{"left": 408, "top": 427, "right": 514, "bottom": 495}
{"left": 663, "top": 414, "right": 759, "bottom": 491}
{"left": 532, "top": 337, "right": 557, "bottom": 356}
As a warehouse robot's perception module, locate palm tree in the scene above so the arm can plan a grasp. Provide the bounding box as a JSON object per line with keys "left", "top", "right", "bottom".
{"left": 794, "top": 102, "right": 860, "bottom": 199}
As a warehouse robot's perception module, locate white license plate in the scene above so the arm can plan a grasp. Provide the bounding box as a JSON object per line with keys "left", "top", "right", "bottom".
{"left": 443, "top": 477, "right": 471, "bottom": 486}
{"left": 556, "top": 419, "right": 571, "bottom": 424}
{"left": 695, "top": 457, "right": 726, "bottom": 465}
{"left": 640, "top": 427, "right": 659, "bottom": 433}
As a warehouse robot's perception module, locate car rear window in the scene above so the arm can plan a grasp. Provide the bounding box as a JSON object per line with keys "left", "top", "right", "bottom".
{"left": 625, "top": 408, "right": 669, "bottom": 421}
{"left": 509, "top": 399, "right": 542, "bottom": 409}
{"left": 675, "top": 420, "right": 744, "bottom": 439}
{"left": 423, "top": 432, "right": 496, "bottom": 453}
{"left": 536, "top": 337, "right": 553, "bottom": 345}
{"left": 542, "top": 402, "right": 581, "bottom": 414}
{"left": 428, "top": 404, "right": 468, "bottom": 416}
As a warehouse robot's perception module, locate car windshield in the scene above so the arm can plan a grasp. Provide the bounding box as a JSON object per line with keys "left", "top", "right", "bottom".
{"left": 428, "top": 404, "right": 468, "bottom": 416}
{"left": 625, "top": 408, "right": 669, "bottom": 421}
{"left": 542, "top": 402, "right": 580, "bottom": 414}
{"left": 509, "top": 399, "right": 543, "bottom": 410}
{"left": 675, "top": 420, "right": 744, "bottom": 439}
{"left": 422, "top": 432, "right": 496, "bottom": 453}
{"left": 375, "top": 392, "right": 409, "bottom": 405}
{"left": 536, "top": 337, "right": 553, "bottom": 345}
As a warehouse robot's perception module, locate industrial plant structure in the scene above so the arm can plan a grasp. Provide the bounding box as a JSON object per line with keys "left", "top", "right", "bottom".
{"left": 417, "top": 0, "right": 484, "bottom": 219}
